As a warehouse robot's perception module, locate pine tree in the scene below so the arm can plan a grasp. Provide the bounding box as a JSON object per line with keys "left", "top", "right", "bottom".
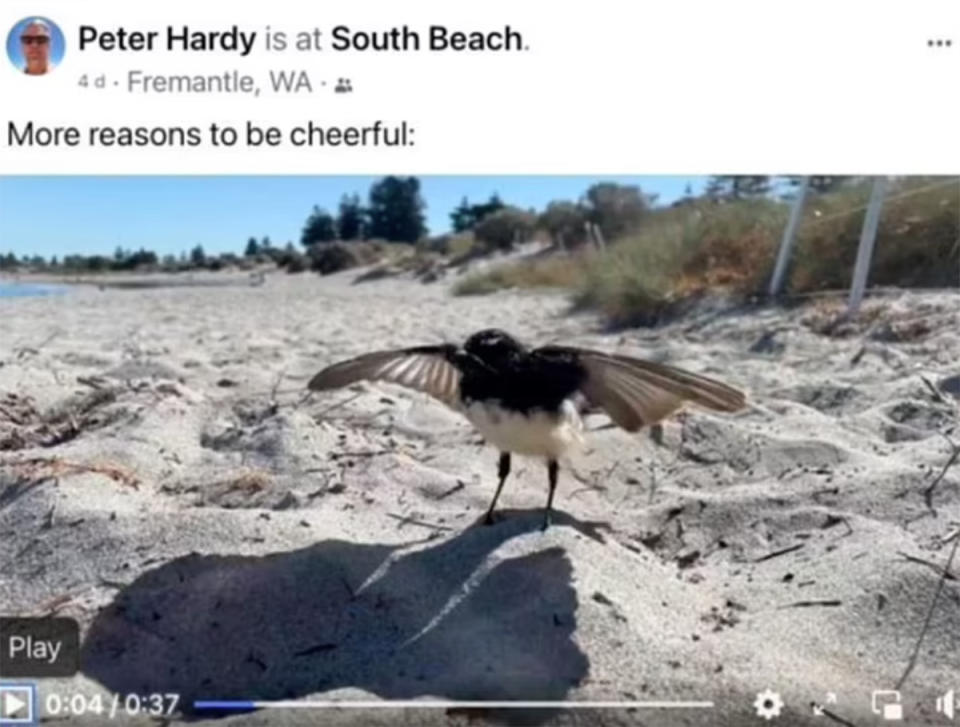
{"left": 705, "top": 175, "right": 771, "bottom": 200}
{"left": 300, "top": 206, "right": 338, "bottom": 246}
{"left": 366, "top": 176, "right": 427, "bottom": 243}
{"left": 450, "top": 197, "right": 473, "bottom": 233}
{"left": 337, "top": 194, "right": 365, "bottom": 240}
{"left": 783, "top": 176, "right": 850, "bottom": 195}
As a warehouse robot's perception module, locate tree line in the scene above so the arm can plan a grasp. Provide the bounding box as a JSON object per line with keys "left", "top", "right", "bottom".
{"left": 0, "top": 175, "right": 851, "bottom": 273}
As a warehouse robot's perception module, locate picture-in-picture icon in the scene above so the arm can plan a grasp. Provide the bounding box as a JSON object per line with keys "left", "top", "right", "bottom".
{"left": 871, "top": 690, "right": 903, "bottom": 721}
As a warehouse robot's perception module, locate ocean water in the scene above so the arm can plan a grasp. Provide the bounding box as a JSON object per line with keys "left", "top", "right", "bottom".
{"left": 0, "top": 281, "right": 70, "bottom": 298}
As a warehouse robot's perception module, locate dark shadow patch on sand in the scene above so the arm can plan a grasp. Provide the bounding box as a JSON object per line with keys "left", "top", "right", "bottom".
{"left": 771, "top": 383, "right": 869, "bottom": 415}
{"left": 81, "top": 513, "right": 591, "bottom": 724}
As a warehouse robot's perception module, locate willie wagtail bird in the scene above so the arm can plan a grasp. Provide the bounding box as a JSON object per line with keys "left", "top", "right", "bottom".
{"left": 308, "top": 329, "right": 746, "bottom": 529}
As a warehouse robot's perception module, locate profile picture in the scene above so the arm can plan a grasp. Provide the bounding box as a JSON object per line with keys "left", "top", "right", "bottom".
{"left": 6, "top": 16, "right": 64, "bottom": 75}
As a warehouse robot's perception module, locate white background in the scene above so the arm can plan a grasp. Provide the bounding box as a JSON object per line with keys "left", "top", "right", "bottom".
{"left": 0, "top": 0, "right": 957, "bottom": 174}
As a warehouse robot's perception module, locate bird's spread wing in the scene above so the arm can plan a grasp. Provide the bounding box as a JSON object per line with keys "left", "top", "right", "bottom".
{"left": 307, "top": 345, "right": 462, "bottom": 407}
{"left": 536, "top": 346, "right": 746, "bottom": 432}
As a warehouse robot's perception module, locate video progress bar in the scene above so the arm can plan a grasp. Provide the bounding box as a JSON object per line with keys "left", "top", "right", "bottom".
{"left": 194, "top": 700, "right": 715, "bottom": 710}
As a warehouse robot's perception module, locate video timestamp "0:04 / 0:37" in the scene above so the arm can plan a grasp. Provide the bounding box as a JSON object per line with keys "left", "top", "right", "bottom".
{"left": 41, "top": 691, "right": 180, "bottom": 718}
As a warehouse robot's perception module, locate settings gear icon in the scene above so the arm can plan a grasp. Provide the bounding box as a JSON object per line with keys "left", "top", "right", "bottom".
{"left": 753, "top": 689, "right": 784, "bottom": 720}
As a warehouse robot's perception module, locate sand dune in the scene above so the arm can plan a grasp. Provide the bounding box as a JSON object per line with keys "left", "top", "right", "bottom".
{"left": 1, "top": 270, "right": 958, "bottom": 726}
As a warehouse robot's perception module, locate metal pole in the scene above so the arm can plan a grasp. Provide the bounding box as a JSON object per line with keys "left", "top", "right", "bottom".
{"left": 592, "top": 223, "right": 606, "bottom": 250}
{"left": 847, "top": 176, "right": 889, "bottom": 315}
{"left": 585, "top": 221, "right": 605, "bottom": 251}
{"left": 769, "top": 176, "right": 809, "bottom": 297}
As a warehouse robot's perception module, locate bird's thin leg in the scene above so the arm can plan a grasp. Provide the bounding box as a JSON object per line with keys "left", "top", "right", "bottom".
{"left": 484, "top": 452, "right": 511, "bottom": 525}
{"left": 542, "top": 459, "right": 559, "bottom": 531}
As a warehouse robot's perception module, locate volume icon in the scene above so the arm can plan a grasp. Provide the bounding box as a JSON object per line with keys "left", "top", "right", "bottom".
{"left": 937, "top": 689, "right": 955, "bottom": 720}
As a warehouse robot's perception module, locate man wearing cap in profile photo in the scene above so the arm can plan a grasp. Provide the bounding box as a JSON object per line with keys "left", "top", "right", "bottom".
{"left": 19, "top": 19, "right": 56, "bottom": 75}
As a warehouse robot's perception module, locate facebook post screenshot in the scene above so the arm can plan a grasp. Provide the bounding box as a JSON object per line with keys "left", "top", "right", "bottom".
{"left": 1, "top": 1, "right": 958, "bottom": 725}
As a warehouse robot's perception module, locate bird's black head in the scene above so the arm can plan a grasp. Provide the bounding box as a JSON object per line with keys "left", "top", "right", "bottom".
{"left": 464, "top": 329, "right": 527, "bottom": 369}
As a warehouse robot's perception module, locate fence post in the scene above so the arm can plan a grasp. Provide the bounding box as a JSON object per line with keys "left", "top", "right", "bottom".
{"left": 847, "top": 176, "right": 889, "bottom": 316}
{"left": 584, "top": 221, "right": 605, "bottom": 251}
{"left": 592, "top": 223, "right": 606, "bottom": 251}
{"left": 769, "top": 176, "right": 809, "bottom": 297}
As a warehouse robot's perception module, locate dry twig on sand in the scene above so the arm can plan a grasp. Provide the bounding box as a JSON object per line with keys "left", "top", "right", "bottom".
{"left": 313, "top": 391, "right": 363, "bottom": 420}
{"left": 435, "top": 480, "right": 466, "bottom": 500}
{"left": 753, "top": 543, "right": 805, "bottom": 563}
{"left": 896, "top": 385, "right": 960, "bottom": 690}
{"left": 0, "top": 388, "right": 120, "bottom": 451}
{"left": 269, "top": 370, "right": 285, "bottom": 402}
{"left": 220, "top": 470, "right": 271, "bottom": 495}
{"left": 896, "top": 532, "right": 960, "bottom": 690}
{"left": 923, "top": 433, "right": 959, "bottom": 514}
{"left": 897, "top": 551, "right": 957, "bottom": 581}
{"left": 13, "top": 329, "right": 62, "bottom": 361}
{"left": 921, "top": 375, "right": 947, "bottom": 404}
{"left": 386, "top": 512, "right": 453, "bottom": 531}
{"left": 1, "top": 456, "right": 140, "bottom": 490}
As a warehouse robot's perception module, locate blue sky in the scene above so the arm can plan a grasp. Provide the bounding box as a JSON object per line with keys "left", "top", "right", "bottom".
{"left": 0, "top": 176, "right": 705, "bottom": 258}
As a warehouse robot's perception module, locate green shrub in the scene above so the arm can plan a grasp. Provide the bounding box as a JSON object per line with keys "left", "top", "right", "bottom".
{"left": 791, "top": 177, "right": 959, "bottom": 291}
{"left": 538, "top": 201, "right": 589, "bottom": 248}
{"left": 474, "top": 208, "right": 537, "bottom": 251}
{"left": 308, "top": 241, "right": 385, "bottom": 275}
{"left": 285, "top": 253, "right": 307, "bottom": 273}
{"left": 454, "top": 255, "right": 587, "bottom": 296}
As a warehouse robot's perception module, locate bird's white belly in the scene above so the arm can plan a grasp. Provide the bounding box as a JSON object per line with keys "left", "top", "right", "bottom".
{"left": 464, "top": 399, "right": 584, "bottom": 458}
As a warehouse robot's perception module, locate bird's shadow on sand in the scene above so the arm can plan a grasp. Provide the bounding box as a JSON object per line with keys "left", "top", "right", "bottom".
{"left": 82, "top": 511, "right": 603, "bottom": 722}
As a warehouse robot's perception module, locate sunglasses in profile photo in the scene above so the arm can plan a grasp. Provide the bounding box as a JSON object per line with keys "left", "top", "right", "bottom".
{"left": 7, "top": 16, "right": 64, "bottom": 75}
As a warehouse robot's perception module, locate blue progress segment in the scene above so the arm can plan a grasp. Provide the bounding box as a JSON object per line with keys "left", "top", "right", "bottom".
{"left": 193, "top": 701, "right": 256, "bottom": 710}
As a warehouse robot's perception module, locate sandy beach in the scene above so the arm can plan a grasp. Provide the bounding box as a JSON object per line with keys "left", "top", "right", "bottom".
{"left": 1, "top": 268, "right": 958, "bottom": 726}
